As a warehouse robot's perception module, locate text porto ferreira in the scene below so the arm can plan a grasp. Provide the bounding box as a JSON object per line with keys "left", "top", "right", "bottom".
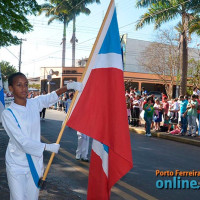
{"left": 156, "top": 170, "right": 200, "bottom": 189}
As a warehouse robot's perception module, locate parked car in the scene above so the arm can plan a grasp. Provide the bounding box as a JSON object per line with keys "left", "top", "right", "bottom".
{"left": 147, "top": 91, "right": 162, "bottom": 101}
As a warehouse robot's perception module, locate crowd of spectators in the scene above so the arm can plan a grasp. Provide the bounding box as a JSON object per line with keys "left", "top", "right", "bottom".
{"left": 126, "top": 86, "right": 200, "bottom": 137}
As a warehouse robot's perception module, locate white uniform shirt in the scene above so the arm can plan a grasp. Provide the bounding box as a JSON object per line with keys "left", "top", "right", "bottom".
{"left": 1, "top": 91, "right": 59, "bottom": 175}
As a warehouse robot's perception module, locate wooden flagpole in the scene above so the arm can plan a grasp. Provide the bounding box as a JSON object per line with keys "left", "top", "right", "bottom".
{"left": 39, "top": 0, "right": 115, "bottom": 186}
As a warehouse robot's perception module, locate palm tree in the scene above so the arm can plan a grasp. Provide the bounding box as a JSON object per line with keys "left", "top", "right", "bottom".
{"left": 39, "top": 0, "right": 72, "bottom": 76}
{"left": 136, "top": 0, "right": 200, "bottom": 95}
{"left": 39, "top": 0, "right": 100, "bottom": 86}
{"left": 58, "top": 0, "right": 100, "bottom": 67}
{"left": 188, "top": 15, "right": 200, "bottom": 35}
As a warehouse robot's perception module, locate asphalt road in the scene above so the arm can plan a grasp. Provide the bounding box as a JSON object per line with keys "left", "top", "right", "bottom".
{"left": 1, "top": 109, "right": 200, "bottom": 200}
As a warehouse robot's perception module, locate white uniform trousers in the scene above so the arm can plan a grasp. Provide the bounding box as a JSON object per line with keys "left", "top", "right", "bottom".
{"left": 76, "top": 132, "right": 89, "bottom": 160}
{"left": 7, "top": 169, "right": 39, "bottom": 200}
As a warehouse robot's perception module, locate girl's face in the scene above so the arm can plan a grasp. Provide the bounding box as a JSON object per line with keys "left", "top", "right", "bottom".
{"left": 9, "top": 75, "right": 28, "bottom": 100}
{"left": 148, "top": 99, "right": 151, "bottom": 104}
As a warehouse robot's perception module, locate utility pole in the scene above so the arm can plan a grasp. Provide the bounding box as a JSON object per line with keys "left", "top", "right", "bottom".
{"left": 18, "top": 38, "right": 26, "bottom": 72}
{"left": 71, "top": 14, "right": 78, "bottom": 67}
{"left": 61, "top": 17, "right": 67, "bottom": 88}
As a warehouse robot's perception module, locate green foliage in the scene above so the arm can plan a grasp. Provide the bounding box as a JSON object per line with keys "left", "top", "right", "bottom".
{"left": 28, "top": 83, "right": 40, "bottom": 90}
{"left": 135, "top": 0, "right": 200, "bottom": 95}
{"left": 0, "top": 61, "right": 17, "bottom": 82}
{"left": 0, "top": 0, "right": 40, "bottom": 47}
{"left": 186, "top": 87, "right": 193, "bottom": 96}
{"left": 187, "top": 58, "right": 200, "bottom": 87}
{"left": 135, "top": 0, "right": 200, "bottom": 30}
{"left": 188, "top": 15, "right": 200, "bottom": 36}
{"left": 40, "top": 0, "right": 100, "bottom": 25}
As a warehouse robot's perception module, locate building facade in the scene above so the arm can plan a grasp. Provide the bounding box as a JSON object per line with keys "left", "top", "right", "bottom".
{"left": 40, "top": 37, "right": 199, "bottom": 94}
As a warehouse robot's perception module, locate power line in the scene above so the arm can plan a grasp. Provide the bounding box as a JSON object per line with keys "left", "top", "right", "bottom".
{"left": 5, "top": 47, "right": 19, "bottom": 60}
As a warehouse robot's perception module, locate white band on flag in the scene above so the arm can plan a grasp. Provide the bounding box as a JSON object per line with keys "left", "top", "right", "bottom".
{"left": 93, "top": 53, "right": 123, "bottom": 71}
{"left": 92, "top": 140, "right": 108, "bottom": 177}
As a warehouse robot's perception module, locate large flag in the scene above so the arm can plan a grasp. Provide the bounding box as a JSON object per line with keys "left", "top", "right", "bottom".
{"left": 67, "top": 0, "right": 133, "bottom": 199}
{"left": 0, "top": 65, "right": 5, "bottom": 122}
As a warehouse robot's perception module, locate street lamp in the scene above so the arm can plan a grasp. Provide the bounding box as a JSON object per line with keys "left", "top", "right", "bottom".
{"left": 47, "top": 70, "right": 59, "bottom": 93}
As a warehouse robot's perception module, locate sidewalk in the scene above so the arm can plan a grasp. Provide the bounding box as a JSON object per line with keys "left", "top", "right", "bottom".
{"left": 129, "top": 124, "right": 200, "bottom": 147}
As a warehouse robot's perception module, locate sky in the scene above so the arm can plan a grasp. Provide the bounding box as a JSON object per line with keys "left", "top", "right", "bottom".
{"left": 0, "top": 0, "right": 199, "bottom": 78}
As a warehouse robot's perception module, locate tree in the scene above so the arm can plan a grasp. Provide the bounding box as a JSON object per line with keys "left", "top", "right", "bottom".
{"left": 0, "top": 61, "right": 17, "bottom": 82}
{"left": 138, "top": 29, "right": 180, "bottom": 99}
{"left": 40, "top": 0, "right": 100, "bottom": 73}
{"left": 28, "top": 83, "right": 41, "bottom": 90}
{"left": 0, "top": 0, "right": 40, "bottom": 47}
{"left": 135, "top": 0, "right": 200, "bottom": 95}
{"left": 187, "top": 57, "right": 200, "bottom": 89}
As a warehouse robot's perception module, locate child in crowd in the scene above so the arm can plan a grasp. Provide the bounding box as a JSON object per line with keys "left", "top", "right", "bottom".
{"left": 169, "top": 98, "right": 179, "bottom": 120}
{"left": 153, "top": 98, "right": 163, "bottom": 131}
{"left": 65, "top": 92, "right": 74, "bottom": 113}
{"left": 58, "top": 96, "right": 63, "bottom": 111}
{"left": 187, "top": 94, "right": 198, "bottom": 137}
{"left": 160, "top": 115, "right": 170, "bottom": 132}
{"left": 144, "top": 96, "right": 154, "bottom": 137}
{"left": 162, "top": 97, "right": 169, "bottom": 118}
{"left": 132, "top": 95, "right": 141, "bottom": 126}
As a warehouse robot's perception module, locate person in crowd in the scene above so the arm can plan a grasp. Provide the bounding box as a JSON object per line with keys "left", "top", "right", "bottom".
{"left": 129, "top": 92, "right": 134, "bottom": 125}
{"left": 1, "top": 72, "right": 82, "bottom": 200}
{"left": 162, "top": 93, "right": 168, "bottom": 102}
{"left": 193, "top": 86, "right": 200, "bottom": 97}
{"left": 132, "top": 95, "right": 140, "bottom": 126}
{"left": 134, "top": 87, "right": 140, "bottom": 96}
{"left": 144, "top": 96, "right": 154, "bottom": 137}
{"left": 30, "top": 91, "right": 34, "bottom": 98}
{"left": 54, "top": 102, "right": 58, "bottom": 110}
{"left": 76, "top": 131, "right": 90, "bottom": 162}
{"left": 160, "top": 115, "right": 170, "bottom": 132}
{"left": 168, "top": 98, "right": 180, "bottom": 133}
{"left": 162, "top": 97, "right": 169, "bottom": 118}
{"left": 40, "top": 91, "right": 47, "bottom": 121}
{"left": 125, "top": 89, "right": 130, "bottom": 96}
{"left": 187, "top": 94, "right": 198, "bottom": 137}
{"left": 141, "top": 87, "right": 147, "bottom": 96}
{"left": 58, "top": 96, "right": 63, "bottom": 111}
{"left": 126, "top": 95, "right": 131, "bottom": 124}
{"left": 179, "top": 95, "right": 188, "bottom": 136}
{"left": 62, "top": 94, "right": 67, "bottom": 112}
{"left": 150, "top": 95, "right": 155, "bottom": 129}
{"left": 169, "top": 98, "right": 179, "bottom": 120}
{"left": 65, "top": 92, "right": 74, "bottom": 113}
{"left": 129, "top": 86, "right": 134, "bottom": 96}
{"left": 153, "top": 98, "right": 163, "bottom": 131}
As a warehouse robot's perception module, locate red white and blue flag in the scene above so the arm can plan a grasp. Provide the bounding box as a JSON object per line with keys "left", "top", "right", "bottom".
{"left": 67, "top": 0, "right": 133, "bottom": 199}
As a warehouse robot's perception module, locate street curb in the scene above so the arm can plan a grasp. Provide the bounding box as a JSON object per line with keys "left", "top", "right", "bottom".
{"left": 129, "top": 126, "right": 200, "bottom": 147}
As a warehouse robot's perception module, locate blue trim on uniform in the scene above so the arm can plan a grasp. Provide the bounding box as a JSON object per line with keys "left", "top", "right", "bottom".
{"left": 99, "top": 9, "right": 121, "bottom": 55}
{"left": 0, "top": 88, "right": 5, "bottom": 106}
{"left": 6, "top": 108, "right": 41, "bottom": 189}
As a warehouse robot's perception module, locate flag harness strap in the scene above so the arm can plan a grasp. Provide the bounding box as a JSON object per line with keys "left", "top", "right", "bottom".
{"left": 6, "top": 108, "right": 41, "bottom": 189}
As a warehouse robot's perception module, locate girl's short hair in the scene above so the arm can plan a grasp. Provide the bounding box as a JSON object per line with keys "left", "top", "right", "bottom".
{"left": 8, "top": 72, "right": 26, "bottom": 86}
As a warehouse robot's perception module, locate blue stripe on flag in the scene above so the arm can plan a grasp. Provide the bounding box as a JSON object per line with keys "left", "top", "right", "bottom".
{"left": 99, "top": 9, "right": 121, "bottom": 55}
{"left": 103, "top": 144, "right": 109, "bottom": 153}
